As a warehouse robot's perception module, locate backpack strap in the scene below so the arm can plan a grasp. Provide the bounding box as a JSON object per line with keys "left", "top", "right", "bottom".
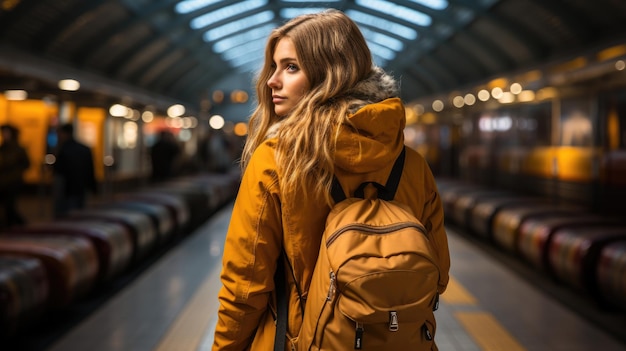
{"left": 274, "top": 250, "right": 304, "bottom": 351}
{"left": 331, "top": 175, "right": 347, "bottom": 203}
{"left": 274, "top": 252, "right": 288, "bottom": 351}
{"left": 380, "top": 146, "right": 406, "bottom": 200}
{"left": 331, "top": 146, "right": 406, "bottom": 202}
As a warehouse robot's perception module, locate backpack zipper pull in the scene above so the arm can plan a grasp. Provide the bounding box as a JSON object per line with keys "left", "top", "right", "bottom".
{"left": 354, "top": 322, "right": 364, "bottom": 349}
{"left": 389, "top": 311, "right": 399, "bottom": 331}
{"left": 423, "top": 323, "right": 433, "bottom": 341}
{"left": 433, "top": 293, "right": 440, "bottom": 311}
{"left": 326, "top": 270, "right": 336, "bottom": 301}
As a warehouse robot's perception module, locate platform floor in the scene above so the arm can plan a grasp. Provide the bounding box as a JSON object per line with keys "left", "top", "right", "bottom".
{"left": 24, "top": 202, "right": 626, "bottom": 351}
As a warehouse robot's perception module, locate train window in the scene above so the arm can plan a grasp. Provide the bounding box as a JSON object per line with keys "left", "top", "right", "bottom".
{"left": 520, "top": 102, "right": 551, "bottom": 147}
{"left": 467, "top": 101, "right": 552, "bottom": 148}
{"left": 560, "top": 98, "right": 593, "bottom": 147}
{"left": 599, "top": 89, "right": 626, "bottom": 149}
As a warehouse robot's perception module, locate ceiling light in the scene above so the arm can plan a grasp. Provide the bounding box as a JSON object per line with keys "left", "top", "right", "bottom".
{"left": 58, "top": 79, "right": 80, "bottom": 91}
{"left": 167, "top": 104, "right": 186, "bottom": 117}
{"left": 4, "top": 90, "right": 27, "bottom": 101}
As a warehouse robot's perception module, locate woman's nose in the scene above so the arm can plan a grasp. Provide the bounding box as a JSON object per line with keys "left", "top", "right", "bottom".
{"left": 267, "top": 72, "right": 280, "bottom": 89}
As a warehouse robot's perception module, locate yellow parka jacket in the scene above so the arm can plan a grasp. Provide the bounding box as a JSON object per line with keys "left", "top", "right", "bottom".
{"left": 213, "top": 73, "right": 450, "bottom": 351}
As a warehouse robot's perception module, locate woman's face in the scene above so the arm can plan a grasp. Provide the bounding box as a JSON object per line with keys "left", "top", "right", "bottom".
{"left": 267, "top": 37, "right": 310, "bottom": 117}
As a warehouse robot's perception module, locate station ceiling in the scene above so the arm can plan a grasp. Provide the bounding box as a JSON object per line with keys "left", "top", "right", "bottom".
{"left": 1, "top": 0, "right": 626, "bottom": 119}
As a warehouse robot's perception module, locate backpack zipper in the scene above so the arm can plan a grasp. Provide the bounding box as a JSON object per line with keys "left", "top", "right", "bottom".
{"left": 389, "top": 311, "right": 399, "bottom": 331}
{"left": 326, "top": 222, "right": 426, "bottom": 247}
{"left": 326, "top": 270, "right": 336, "bottom": 300}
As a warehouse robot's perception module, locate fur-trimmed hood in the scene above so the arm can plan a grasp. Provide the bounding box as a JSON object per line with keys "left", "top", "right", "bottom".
{"left": 335, "top": 67, "right": 406, "bottom": 174}
{"left": 345, "top": 66, "right": 399, "bottom": 114}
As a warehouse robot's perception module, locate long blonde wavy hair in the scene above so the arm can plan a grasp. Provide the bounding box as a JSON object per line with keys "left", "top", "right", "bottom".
{"left": 240, "top": 9, "right": 373, "bottom": 205}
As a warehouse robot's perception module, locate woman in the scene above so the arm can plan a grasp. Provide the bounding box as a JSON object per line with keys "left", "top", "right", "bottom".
{"left": 212, "top": 9, "right": 450, "bottom": 351}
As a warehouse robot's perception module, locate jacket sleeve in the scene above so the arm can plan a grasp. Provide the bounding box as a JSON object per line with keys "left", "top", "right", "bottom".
{"left": 213, "top": 147, "right": 283, "bottom": 351}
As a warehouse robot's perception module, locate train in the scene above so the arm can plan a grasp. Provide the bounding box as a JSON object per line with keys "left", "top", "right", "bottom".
{"left": 403, "top": 42, "right": 626, "bottom": 317}
{"left": 404, "top": 42, "right": 626, "bottom": 217}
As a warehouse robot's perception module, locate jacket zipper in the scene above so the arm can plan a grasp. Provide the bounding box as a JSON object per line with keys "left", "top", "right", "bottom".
{"left": 326, "top": 222, "right": 426, "bottom": 247}
{"left": 308, "top": 270, "right": 336, "bottom": 351}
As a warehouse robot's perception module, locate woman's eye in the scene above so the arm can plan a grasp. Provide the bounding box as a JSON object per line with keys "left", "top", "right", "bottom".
{"left": 286, "top": 63, "right": 298, "bottom": 72}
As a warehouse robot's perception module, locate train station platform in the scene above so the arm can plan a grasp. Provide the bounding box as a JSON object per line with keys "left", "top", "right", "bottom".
{"left": 16, "top": 201, "right": 625, "bottom": 351}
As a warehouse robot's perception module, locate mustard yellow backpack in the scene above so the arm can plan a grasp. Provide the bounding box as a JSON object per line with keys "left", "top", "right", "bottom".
{"left": 281, "top": 147, "right": 442, "bottom": 351}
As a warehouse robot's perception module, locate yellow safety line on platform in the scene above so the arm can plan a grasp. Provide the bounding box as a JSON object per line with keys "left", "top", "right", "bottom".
{"left": 440, "top": 276, "right": 478, "bottom": 305}
{"left": 455, "top": 311, "right": 528, "bottom": 351}
{"left": 154, "top": 274, "right": 217, "bottom": 351}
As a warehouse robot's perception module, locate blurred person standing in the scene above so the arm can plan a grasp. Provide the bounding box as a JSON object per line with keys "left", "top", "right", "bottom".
{"left": 0, "top": 124, "right": 30, "bottom": 228}
{"left": 53, "top": 123, "right": 97, "bottom": 218}
{"left": 150, "top": 130, "right": 181, "bottom": 182}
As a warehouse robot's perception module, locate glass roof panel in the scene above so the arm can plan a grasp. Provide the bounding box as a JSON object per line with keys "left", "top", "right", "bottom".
{"left": 280, "top": 8, "right": 329, "bottom": 19}
{"left": 203, "top": 11, "right": 275, "bottom": 42}
{"left": 190, "top": 0, "right": 268, "bottom": 30}
{"left": 367, "top": 41, "right": 396, "bottom": 60}
{"left": 180, "top": 0, "right": 455, "bottom": 77}
{"left": 280, "top": 0, "right": 340, "bottom": 2}
{"left": 346, "top": 9, "right": 418, "bottom": 40}
{"left": 409, "top": 0, "right": 448, "bottom": 10}
{"left": 360, "top": 27, "right": 404, "bottom": 51}
{"left": 212, "top": 24, "right": 274, "bottom": 53}
{"left": 372, "top": 54, "right": 387, "bottom": 67}
{"left": 230, "top": 48, "right": 265, "bottom": 69}
{"left": 175, "top": 0, "right": 225, "bottom": 14}
{"left": 356, "top": 0, "right": 431, "bottom": 27}
{"left": 222, "top": 41, "right": 266, "bottom": 61}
